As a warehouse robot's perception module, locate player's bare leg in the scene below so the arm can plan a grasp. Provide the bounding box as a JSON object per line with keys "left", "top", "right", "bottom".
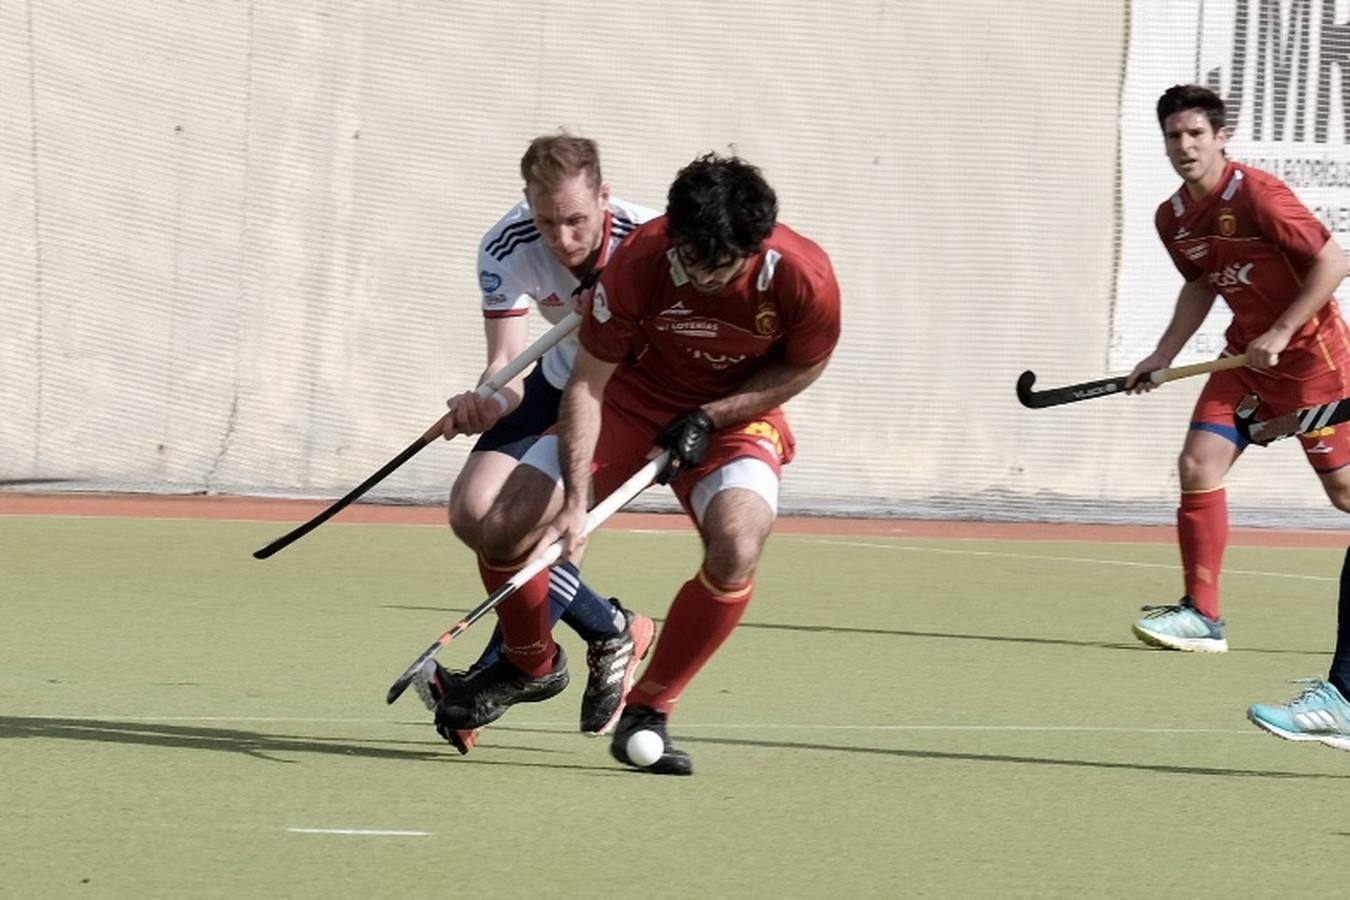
{"left": 1133, "top": 427, "right": 1240, "bottom": 651}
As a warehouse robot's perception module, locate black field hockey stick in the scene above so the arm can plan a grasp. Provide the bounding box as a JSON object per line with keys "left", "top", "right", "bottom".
{"left": 252, "top": 311, "right": 583, "bottom": 559}
{"left": 384, "top": 450, "right": 669, "bottom": 704}
{"left": 1016, "top": 353, "right": 1249, "bottom": 409}
{"left": 1237, "top": 395, "right": 1350, "bottom": 445}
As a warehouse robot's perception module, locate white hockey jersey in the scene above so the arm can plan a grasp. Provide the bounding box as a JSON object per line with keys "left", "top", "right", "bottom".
{"left": 477, "top": 196, "right": 658, "bottom": 388}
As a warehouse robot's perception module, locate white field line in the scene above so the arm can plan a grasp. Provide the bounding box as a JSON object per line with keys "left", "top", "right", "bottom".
{"left": 791, "top": 537, "right": 1339, "bottom": 582}
{"left": 4, "top": 713, "right": 1257, "bottom": 735}
{"left": 4, "top": 516, "right": 1333, "bottom": 581}
{"left": 287, "top": 828, "right": 431, "bottom": 837}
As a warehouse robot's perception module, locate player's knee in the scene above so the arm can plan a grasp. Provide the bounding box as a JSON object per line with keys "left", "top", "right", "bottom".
{"left": 702, "top": 531, "right": 766, "bottom": 584}
{"left": 478, "top": 502, "right": 530, "bottom": 562}
{"left": 1177, "top": 449, "right": 1221, "bottom": 490}
{"left": 1324, "top": 474, "right": 1350, "bottom": 513}
{"left": 448, "top": 490, "right": 492, "bottom": 548}
{"left": 448, "top": 503, "right": 483, "bottom": 549}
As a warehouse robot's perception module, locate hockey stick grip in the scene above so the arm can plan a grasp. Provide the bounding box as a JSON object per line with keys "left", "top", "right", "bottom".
{"left": 1148, "top": 353, "right": 1249, "bottom": 385}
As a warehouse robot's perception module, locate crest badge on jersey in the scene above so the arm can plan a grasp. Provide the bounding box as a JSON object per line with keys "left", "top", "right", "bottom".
{"left": 479, "top": 270, "right": 503, "bottom": 293}
{"left": 591, "top": 282, "right": 613, "bottom": 324}
{"left": 755, "top": 300, "right": 780, "bottom": 336}
{"left": 1218, "top": 209, "right": 1237, "bottom": 237}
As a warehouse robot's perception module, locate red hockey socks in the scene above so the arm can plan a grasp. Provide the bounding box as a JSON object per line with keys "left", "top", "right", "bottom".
{"left": 477, "top": 554, "right": 555, "bottom": 677}
{"left": 627, "top": 570, "right": 755, "bottom": 714}
{"left": 1177, "top": 487, "right": 1228, "bottom": 620}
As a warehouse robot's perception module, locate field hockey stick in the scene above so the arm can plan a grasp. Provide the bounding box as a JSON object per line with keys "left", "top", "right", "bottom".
{"left": 1016, "top": 354, "right": 1249, "bottom": 409}
{"left": 252, "top": 311, "right": 583, "bottom": 560}
{"left": 384, "top": 450, "right": 670, "bottom": 705}
{"left": 1237, "top": 395, "right": 1350, "bottom": 445}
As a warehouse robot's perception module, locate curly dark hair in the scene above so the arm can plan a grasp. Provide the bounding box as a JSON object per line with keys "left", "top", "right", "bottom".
{"left": 1156, "top": 84, "right": 1226, "bottom": 133}
{"left": 665, "top": 153, "right": 778, "bottom": 269}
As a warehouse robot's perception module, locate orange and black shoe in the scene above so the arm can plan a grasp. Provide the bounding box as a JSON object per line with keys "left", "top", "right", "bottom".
{"left": 581, "top": 601, "right": 656, "bottom": 736}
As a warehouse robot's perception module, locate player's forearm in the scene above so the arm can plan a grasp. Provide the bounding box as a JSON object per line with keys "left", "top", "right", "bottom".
{"left": 1154, "top": 280, "right": 1217, "bottom": 361}
{"left": 701, "top": 357, "right": 831, "bottom": 429}
{"left": 556, "top": 382, "right": 602, "bottom": 509}
{"left": 1268, "top": 240, "right": 1348, "bottom": 337}
{"left": 478, "top": 317, "right": 530, "bottom": 405}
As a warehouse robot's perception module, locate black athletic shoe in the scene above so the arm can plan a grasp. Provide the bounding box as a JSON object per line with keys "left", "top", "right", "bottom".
{"left": 609, "top": 704, "right": 693, "bottom": 776}
{"left": 412, "top": 660, "right": 482, "bottom": 755}
{"left": 580, "top": 602, "right": 656, "bottom": 736}
{"left": 434, "top": 645, "right": 569, "bottom": 734}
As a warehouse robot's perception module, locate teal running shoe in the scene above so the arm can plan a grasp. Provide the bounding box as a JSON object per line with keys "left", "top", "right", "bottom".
{"left": 1247, "top": 679, "right": 1350, "bottom": 752}
{"left": 1131, "top": 597, "right": 1228, "bottom": 652}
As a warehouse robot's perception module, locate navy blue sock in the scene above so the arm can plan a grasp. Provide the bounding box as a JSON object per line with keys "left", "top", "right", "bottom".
{"left": 553, "top": 561, "right": 623, "bottom": 642}
{"left": 1329, "top": 547, "right": 1350, "bottom": 699}
{"left": 468, "top": 580, "right": 574, "bottom": 673}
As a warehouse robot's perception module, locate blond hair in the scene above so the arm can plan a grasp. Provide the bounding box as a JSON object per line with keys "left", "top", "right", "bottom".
{"left": 519, "top": 134, "right": 603, "bottom": 193}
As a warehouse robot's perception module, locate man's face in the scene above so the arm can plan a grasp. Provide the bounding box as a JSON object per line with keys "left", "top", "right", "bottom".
{"left": 525, "top": 174, "right": 609, "bottom": 271}
{"left": 676, "top": 246, "right": 751, "bottom": 295}
{"left": 1163, "top": 109, "right": 1228, "bottom": 191}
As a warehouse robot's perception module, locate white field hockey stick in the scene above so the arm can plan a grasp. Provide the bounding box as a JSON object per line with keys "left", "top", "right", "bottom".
{"left": 385, "top": 450, "right": 670, "bottom": 704}
{"left": 1017, "top": 354, "right": 1249, "bottom": 409}
{"left": 253, "top": 311, "right": 583, "bottom": 559}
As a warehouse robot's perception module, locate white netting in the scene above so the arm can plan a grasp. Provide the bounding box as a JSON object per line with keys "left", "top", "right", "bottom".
{"left": 1, "top": 0, "right": 1346, "bottom": 528}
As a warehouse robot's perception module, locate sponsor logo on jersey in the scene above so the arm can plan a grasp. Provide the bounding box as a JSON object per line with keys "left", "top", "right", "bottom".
{"left": 1209, "top": 262, "right": 1254, "bottom": 289}
{"left": 591, "top": 283, "right": 613, "bottom": 324}
{"left": 671, "top": 319, "right": 719, "bottom": 337}
{"left": 484, "top": 293, "right": 509, "bottom": 307}
{"left": 689, "top": 348, "right": 748, "bottom": 370}
{"left": 660, "top": 300, "right": 693, "bottom": 317}
{"left": 655, "top": 318, "right": 720, "bottom": 338}
{"left": 539, "top": 292, "right": 564, "bottom": 308}
{"left": 1218, "top": 208, "right": 1238, "bottom": 237}
{"left": 480, "top": 270, "right": 503, "bottom": 292}
{"left": 1305, "top": 440, "right": 1335, "bottom": 455}
{"left": 1174, "top": 226, "right": 1192, "bottom": 240}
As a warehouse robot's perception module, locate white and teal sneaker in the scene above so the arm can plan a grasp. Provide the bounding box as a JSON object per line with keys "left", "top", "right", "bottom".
{"left": 1131, "top": 597, "right": 1228, "bottom": 652}
{"left": 1247, "top": 679, "right": 1350, "bottom": 752}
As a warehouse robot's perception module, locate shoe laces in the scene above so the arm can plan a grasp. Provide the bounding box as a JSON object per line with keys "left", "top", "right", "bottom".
{"left": 586, "top": 626, "right": 632, "bottom": 676}
{"left": 1138, "top": 603, "right": 1185, "bottom": 617}
{"left": 1286, "top": 677, "right": 1332, "bottom": 707}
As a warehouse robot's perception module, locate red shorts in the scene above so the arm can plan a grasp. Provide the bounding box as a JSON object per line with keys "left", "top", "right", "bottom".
{"left": 1193, "top": 365, "right": 1350, "bottom": 473}
{"left": 589, "top": 398, "right": 796, "bottom": 515}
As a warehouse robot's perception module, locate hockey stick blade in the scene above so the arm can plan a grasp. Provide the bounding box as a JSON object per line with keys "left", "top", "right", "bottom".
{"left": 1017, "top": 370, "right": 1126, "bottom": 409}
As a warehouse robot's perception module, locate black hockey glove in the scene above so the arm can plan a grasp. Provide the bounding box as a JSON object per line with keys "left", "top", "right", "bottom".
{"left": 655, "top": 409, "right": 716, "bottom": 484}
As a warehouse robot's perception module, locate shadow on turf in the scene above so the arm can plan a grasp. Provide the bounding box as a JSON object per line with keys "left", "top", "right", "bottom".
{"left": 381, "top": 606, "right": 1323, "bottom": 656}
{"left": 0, "top": 716, "right": 617, "bottom": 772}
{"left": 671, "top": 733, "right": 1350, "bottom": 781}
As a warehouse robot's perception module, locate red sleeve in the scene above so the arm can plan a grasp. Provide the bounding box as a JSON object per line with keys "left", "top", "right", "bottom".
{"left": 1156, "top": 204, "right": 1203, "bottom": 282}
{"left": 1249, "top": 178, "right": 1331, "bottom": 264}
{"left": 579, "top": 240, "right": 649, "bottom": 364}
{"left": 779, "top": 252, "right": 842, "bottom": 367}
